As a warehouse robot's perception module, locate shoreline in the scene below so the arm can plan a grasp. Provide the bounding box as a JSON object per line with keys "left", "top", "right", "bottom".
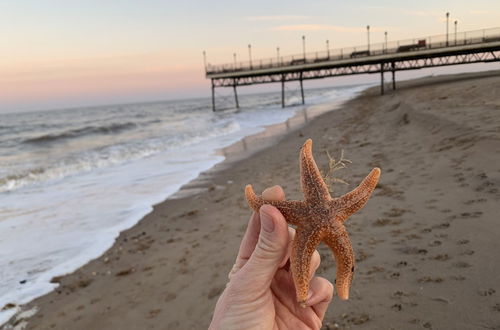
{"left": 4, "top": 70, "right": 500, "bottom": 329}
{"left": 172, "top": 94, "right": 365, "bottom": 200}
{"left": 0, "top": 84, "right": 365, "bottom": 327}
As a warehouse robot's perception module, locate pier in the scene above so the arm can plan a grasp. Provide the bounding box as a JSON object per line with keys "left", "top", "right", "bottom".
{"left": 205, "top": 27, "right": 500, "bottom": 111}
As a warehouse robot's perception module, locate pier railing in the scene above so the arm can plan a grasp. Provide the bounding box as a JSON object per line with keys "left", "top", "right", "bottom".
{"left": 206, "top": 27, "right": 500, "bottom": 75}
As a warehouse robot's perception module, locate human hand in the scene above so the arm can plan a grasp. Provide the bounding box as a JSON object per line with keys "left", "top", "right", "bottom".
{"left": 209, "top": 185, "right": 334, "bottom": 330}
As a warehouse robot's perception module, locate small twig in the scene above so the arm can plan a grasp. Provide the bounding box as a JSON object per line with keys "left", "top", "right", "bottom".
{"left": 324, "top": 150, "right": 351, "bottom": 191}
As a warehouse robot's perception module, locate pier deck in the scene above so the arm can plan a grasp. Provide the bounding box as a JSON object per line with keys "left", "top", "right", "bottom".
{"left": 205, "top": 27, "right": 500, "bottom": 111}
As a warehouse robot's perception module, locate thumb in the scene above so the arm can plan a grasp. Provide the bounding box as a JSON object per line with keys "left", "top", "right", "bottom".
{"left": 242, "top": 204, "right": 289, "bottom": 287}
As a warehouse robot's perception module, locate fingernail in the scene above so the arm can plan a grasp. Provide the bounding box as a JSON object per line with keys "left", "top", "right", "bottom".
{"left": 260, "top": 208, "right": 275, "bottom": 233}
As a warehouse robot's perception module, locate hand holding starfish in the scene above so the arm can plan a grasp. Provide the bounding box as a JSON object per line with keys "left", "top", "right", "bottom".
{"left": 210, "top": 186, "right": 334, "bottom": 329}
{"left": 246, "top": 139, "right": 380, "bottom": 304}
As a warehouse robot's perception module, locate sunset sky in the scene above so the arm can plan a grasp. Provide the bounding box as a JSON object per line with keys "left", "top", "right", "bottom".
{"left": 1, "top": 0, "right": 499, "bottom": 113}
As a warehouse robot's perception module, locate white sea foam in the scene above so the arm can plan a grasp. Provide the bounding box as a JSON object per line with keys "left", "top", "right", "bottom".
{"left": 0, "top": 85, "right": 369, "bottom": 325}
{"left": 0, "top": 120, "right": 241, "bottom": 193}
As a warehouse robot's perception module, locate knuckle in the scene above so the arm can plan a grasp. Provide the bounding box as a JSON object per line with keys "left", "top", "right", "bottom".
{"left": 324, "top": 280, "right": 334, "bottom": 301}
{"left": 257, "top": 234, "right": 280, "bottom": 255}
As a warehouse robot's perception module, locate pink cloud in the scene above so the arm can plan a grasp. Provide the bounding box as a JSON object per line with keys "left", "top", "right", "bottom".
{"left": 272, "top": 24, "right": 385, "bottom": 32}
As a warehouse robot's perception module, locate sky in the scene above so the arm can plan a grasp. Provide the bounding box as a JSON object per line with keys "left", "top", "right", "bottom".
{"left": 1, "top": 0, "right": 499, "bottom": 113}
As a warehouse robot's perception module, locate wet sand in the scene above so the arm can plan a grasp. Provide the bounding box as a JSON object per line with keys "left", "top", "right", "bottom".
{"left": 4, "top": 70, "right": 500, "bottom": 330}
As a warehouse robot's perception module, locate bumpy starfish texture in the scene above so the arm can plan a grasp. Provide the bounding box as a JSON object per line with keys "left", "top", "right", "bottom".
{"left": 245, "top": 139, "right": 380, "bottom": 304}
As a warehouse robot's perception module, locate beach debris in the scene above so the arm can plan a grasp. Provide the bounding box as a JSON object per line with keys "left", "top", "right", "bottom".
{"left": 1, "top": 303, "right": 16, "bottom": 311}
{"left": 245, "top": 139, "right": 380, "bottom": 305}
{"left": 115, "top": 268, "right": 135, "bottom": 276}
{"left": 323, "top": 149, "right": 351, "bottom": 191}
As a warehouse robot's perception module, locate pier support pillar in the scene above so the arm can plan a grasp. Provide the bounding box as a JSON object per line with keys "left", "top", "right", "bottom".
{"left": 281, "top": 75, "right": 285, "bottom": 108}
{"left": 233, "top": 79, "right": 239, "bottom": 109}
{"left": 391, "top": 62, "right": 396, "bottom": 90}
{"left": 380, "top": 63, "right": 385, "bottom": 95}
{"left": 299, "top": 72, "right": 305, "bottom": 104}
{"left": 211, "top": 79, "right": 216, "bottom": 111}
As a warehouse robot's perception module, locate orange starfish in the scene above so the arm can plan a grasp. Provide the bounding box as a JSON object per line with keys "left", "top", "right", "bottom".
{"left": 245, "top": 139, "right": 380, "bottom": 304}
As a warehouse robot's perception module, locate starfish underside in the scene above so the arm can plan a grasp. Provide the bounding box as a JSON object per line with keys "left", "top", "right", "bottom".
{"left": 245, "top": 139, "right": 380, "bottom": 304}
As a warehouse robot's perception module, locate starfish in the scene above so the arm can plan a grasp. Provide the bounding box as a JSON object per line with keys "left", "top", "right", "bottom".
{"left": 245, "top": 139, "right": 380, "bottom": 304}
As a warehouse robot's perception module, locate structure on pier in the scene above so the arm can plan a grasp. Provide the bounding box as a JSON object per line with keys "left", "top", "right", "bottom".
{"left": 205, "top": 27, "right": 500, "bottom": 111}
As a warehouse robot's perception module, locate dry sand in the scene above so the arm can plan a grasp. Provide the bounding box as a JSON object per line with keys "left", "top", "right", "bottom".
{"left": 3, "top": 71, "right": 500, "bottom": 330}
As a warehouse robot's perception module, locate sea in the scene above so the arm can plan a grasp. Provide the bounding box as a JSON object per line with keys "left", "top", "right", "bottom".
{"left": 0, "top": 84, "right": 369, "bottom": 324}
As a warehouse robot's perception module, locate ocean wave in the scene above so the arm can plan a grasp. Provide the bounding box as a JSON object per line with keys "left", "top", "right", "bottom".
{"left": 23, "top": 122, "right": 138, "bottom": 144}
{"left": 1, "top": 120, "right": 241, "bottom": 193}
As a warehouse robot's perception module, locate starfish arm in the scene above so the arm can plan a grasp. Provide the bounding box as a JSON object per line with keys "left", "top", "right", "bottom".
{"left": 322, "top": 225, "right": 354, "bottom": 300}
{"left": 333, "top": 167, "right": 381, "bottom": 222}
{"left": 300, "top": 139, "right": 332, "bottom": 203}
{"left": 290, "top": 226, "right": 324, "bottom": 305}
{"left": 245, "top": 185, "right": 307, "bottom": 226}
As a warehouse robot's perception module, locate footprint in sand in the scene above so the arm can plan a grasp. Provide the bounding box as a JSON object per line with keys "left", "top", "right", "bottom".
{"left": 147, "top": 309, "right": 161, "bottom": 319}
{"left": 431, "top": 254, "right": 450, "bottom": 261}
{"left": 459, "top": 211, "right": 483, "bottom": 218}
{"left": 478, "top": 288, "right": 496, "bottom": 296}
{"left": 373, "top": 218, "right": 402, "bottom": 226}
{"left": 475, "top": 177, "right": 498, "bottom": 194}
{"left": 365, "top": 266, "right": 385, "bottom": 275}
{"left": 390, "top": 272, "right": 400, "bottom": 279}
{"left": 384, "top": 207, "right": 412, "bottom": 218}
{"left": 397, "top": 246, "right": 428, "bottom": 255}
{"left": 459, "top": 249, "right": 474, "bottom": 256}
{"left": 432, "top": 222, "right": 450, "bottom": 229}
{"left": 164, "top": 292, "right": 177, "bottom": 302}
{"left": 207, "top": 286, "right": 224, "bottom": 299}
{"left": 450, "top": 275, "right": 466, "bottom": 281}
{"left": 395, "top": 261, "right": 408, "bottom": 268}
{"left": 391, "top": 303, "right": 402, "bottom": 311}
{"left": 464, "top": 198, "right": 487, "bottom": 205}
{"left": 418, "top": 276, "right": 444, "bottom": 283}
{"left": 452, "top": 261, "right": 471, "bottom": 268}
{"left": 355, "top": 249, "right": 373, "bottom": 262}
{"left": 422, "top": 321, "right": 433, "bottom": 328}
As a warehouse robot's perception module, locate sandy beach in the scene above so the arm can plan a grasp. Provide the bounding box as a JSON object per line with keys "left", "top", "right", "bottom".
{"left": 4, "top": 70, "right": 500, "bottom": 330}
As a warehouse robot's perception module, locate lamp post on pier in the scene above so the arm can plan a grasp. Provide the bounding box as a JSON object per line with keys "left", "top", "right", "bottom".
{"left": 276, "top": 47, "right": 280, "bottom": 65}
{"left": 248, "top": 44, "right": 253, "bottom": 69}
{"left": 202, "top": 50, "right": 207, "bottom": 71}
{"left": 302, "top": 35, "right": 306, "bottom": 60}
{"left": 367, "top": 25, "right": 371, "bottom": 53}
{"left": 454, "top": 20, "right": 458, "bottom": 45}
{"left": 446, "top": 12, "right": 450, "bottom": 46}
{"left": 233, "top": 53, "right": 237, "bottom": 68}
{"left": 384, "top": 31, "right": 388, "bottom": 53}
{"left": 326, "top": 39, "right": 330, "bottom": 58}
